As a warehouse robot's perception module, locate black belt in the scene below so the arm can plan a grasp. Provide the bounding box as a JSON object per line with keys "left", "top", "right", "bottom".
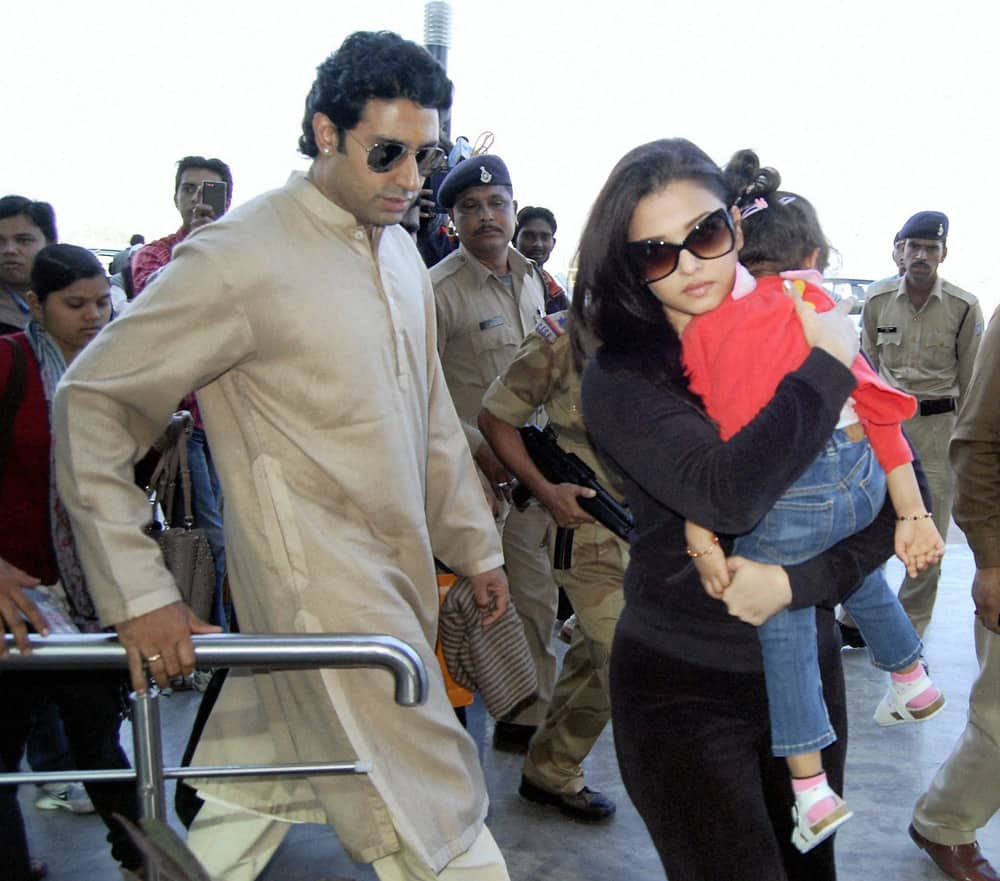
{"left": 918, "top": 398, "right": 956, "bottom": 416}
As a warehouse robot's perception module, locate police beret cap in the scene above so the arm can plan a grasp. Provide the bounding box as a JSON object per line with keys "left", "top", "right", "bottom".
{"left": 438, "top": 155, "right": 512, "bottom": 210}
{"left": 899, "top": 211, "right": 948, "bottom": 242}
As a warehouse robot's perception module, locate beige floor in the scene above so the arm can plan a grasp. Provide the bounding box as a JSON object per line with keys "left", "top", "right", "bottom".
{"left": 18, "top": 533, "right": 999, "bottom": 881}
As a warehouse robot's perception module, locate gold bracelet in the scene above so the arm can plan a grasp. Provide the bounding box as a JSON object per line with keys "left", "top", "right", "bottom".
{"left": 687, "top": 536, "right": 720, "bottom": 559}
{"left": 897, "top": 512, "right": 934, "bottom": 521}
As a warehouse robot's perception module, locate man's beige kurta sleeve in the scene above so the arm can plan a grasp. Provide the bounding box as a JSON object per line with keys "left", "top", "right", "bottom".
{"left": 422, "top": 273, "right": 503, "bottom": 576}
{"left": 53, "top": 231, "right": 255, "bottom": 625}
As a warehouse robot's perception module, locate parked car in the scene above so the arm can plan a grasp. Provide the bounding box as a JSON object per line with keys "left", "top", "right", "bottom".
{"left": 823, "top": 277, "right": 873, "bottom": 333}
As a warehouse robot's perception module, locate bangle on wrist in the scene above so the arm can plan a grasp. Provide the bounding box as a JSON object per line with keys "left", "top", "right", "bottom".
{"left": 897, "top": 512, "right": 933, "bottom": 522}
{"left": 687, "top": 536, "right": 720, "bottom": 559}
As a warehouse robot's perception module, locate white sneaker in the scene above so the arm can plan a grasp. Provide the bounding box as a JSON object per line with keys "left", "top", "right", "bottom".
{"left": 558, "top": 614, "right": 577, "bottom": 644}
{"left": 791, "top": 780, "right": 853, "bottom": 853}
{"left": 873, "top": 669, "right": 945, "bottom": 727}
{"left": 35, "top": 782, "right": 95, "bottom": 814}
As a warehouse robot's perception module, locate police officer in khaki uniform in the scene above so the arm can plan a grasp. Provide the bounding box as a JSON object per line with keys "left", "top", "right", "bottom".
{"left": 861, "top": 211, "right": 983, "bottom": 636}
{"left": 479, "top": 310, "right": 623, "bottom": 821}
{"left": 431, "top": 156, "right": 558, "bottom": 748}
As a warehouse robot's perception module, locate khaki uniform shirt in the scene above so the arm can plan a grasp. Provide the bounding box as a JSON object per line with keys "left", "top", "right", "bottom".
{"left": 53, "top": 173, "right": 501, "bottom": 871}
{"left": 481, "top": 312, "right": 624, "bottom": 497}
{"left": 862, "top": 274, "right": 983, "bottom": 404}
{"left": 431, "top": 243, "right": 546, "bottom": 453}
{"left": 951, "top": 305, "right": 1000, "bottom": 570}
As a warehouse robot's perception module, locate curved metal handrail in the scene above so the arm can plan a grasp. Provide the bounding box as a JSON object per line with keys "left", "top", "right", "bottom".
{"left": 1, "top": 632, "right": 429, "bottom": 837}
{"left": 2, "top": 632, "right": 427, "bottom": 705}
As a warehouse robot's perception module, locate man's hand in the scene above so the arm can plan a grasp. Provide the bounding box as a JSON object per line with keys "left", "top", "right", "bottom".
{"left": 474, "top": 443, "right": 513, "bottom": 506}
{"left": 721, "top": 556, "right": 792, "bottom": 626}
{"left": 115, "top": 601, "right": 221, "bottom": 693}
{"left": 468, "top": 567, "right": 509, "bottom": 628}
{"left": 188, "top": 199, "right": 218, "bottom": 231}
{"left": 973, "top": 566, "right": 1000, "bottom": 635}
{"left": 0, "top": 559, "right": 46, "bottom": 656}
{"left": 538, "top": 482, "right": 596, "bottom": 529}
{"left": 417, "top": 187, "right": 437, "bottom": 223}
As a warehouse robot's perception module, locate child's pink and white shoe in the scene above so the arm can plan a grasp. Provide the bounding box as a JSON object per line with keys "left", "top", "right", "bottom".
{"left": 791, "top": 777, "right": 853, "bottom": 853}
{"left": 874, "top": 666, "right": 945, "bottom": 726}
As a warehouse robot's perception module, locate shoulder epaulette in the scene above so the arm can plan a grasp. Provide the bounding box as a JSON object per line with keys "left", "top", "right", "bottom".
{"left": 535, "top": 310, "right": 568, "bottom": 343}
{"left": 941, "top": 280, "right": 977, "bottom": 304}
{"left": 429, "top": 249, "right": 466, "bottom": 284}
{"left": 865, "top": 277, "right": 900, "bottom": 299}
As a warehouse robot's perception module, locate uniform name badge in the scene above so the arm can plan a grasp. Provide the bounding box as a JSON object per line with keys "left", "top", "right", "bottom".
{"left": 480, "top": 316, "right": 505, "bottom": 331}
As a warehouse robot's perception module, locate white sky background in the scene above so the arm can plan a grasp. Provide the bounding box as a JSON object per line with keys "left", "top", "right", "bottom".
{"left": 3, "top": 0, "right": 996, "bottom": 316}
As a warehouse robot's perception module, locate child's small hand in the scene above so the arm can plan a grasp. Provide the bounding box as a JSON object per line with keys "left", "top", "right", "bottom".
{"left": 694, "top": 551, "right": 730, "bottom": 599}
{"left": 895, "top": 516, "right": 945, "bottom": 578}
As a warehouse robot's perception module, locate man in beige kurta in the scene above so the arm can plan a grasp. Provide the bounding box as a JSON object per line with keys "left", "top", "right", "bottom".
{"left": 52, "top": 30, "right": 511, "bottom": 881}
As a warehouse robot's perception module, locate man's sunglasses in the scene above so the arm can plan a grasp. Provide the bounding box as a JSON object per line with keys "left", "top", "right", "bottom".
{"left": 347, "top": 132, "right": 446, "bottom": 177}
{"left": 626, "top": 208, "right": 736, "bottom": 283}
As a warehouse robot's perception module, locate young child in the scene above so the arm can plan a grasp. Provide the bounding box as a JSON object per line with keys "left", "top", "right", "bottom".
{"left": 681, "top": 151, "right": 945, "bottom": 853}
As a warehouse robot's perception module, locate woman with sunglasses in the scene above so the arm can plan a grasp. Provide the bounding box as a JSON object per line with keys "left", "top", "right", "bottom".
{"left": 572, "top": 139, "right": 918, "bottom": 880}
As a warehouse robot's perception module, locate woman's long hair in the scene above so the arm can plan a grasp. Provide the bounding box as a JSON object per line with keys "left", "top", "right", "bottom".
{"left": 570, "top": 138, "right": 729, "bottom": 388}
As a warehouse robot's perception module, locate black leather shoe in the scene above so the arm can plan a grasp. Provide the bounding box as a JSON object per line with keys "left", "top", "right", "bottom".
{"left": 838, "top": 621, "right": 867, "bottom": 649}
{"left": 492, "top": 721, "right": 536, "bottom": 753}
{"left": 910, "top": 823, "right": 1000, "bottom": 881}
{"left": 519, "top": 775, "right": 616, "bottom": 822}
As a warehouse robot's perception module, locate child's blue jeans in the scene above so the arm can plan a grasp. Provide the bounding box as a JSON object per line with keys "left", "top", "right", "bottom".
{"left": 733, "top": 428, "right": 923, "bottom": 757}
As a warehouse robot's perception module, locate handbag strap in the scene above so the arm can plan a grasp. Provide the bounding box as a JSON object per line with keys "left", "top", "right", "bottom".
{"left": 0, "top": 336, "right": 28, "bottom": 482}
{"left": 175, "top": 424, "right": 196, "bottom": 529}
{"left": 146, "top": 440, "right": 179, "bottom": 524}
{"left": 145, "top": 411, "right": 194, "bottom": 526}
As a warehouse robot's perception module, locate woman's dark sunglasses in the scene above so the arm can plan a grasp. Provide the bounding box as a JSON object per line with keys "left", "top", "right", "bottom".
{"left": 348, "top": 132, "right": 446, "bottom": 177}
{"left": 627, "top": 208, "right": 736, "bottom": 283}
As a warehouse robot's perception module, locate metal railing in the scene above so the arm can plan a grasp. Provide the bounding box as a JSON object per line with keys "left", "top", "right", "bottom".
{"left": 0, "top": 633, "right": 427, "bottom": 826}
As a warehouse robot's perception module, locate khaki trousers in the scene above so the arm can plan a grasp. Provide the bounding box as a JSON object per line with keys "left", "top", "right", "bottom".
{"left": 912, "top": 618, "right": 1000, "bottom": 845}
{"left": 187, "top": 798, "right": 510, "bottom": 881}
{"left": 523, "top": 522, "right": 627, "bottom": 794}
{"left": 898, "top": 410, "right": 956, "bottom": 636}
{"left": 839, "top": 409, "right": 955, "bottom": 637}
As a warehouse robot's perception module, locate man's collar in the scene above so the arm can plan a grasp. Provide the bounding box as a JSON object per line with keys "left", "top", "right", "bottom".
{"left": 457, "top": 242, "right": 535, "bottom": 284}
{"left": 0, "top": 283, "right": 30, "bottom": 312}
{"left": 286, "top": 171, "right": 386, "bottom": 246}
{"left": 898, "top": 273, "right": 943, "bottom": 303}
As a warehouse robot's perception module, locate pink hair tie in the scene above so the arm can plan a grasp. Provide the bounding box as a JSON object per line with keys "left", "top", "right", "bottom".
{"left": 740, "top": 197, "right": 769, "bottom": 219}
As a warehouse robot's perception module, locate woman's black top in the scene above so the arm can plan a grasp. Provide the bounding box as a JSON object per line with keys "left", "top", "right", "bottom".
{"left": 582, "top": 346, "right": 901, "bottom": 671}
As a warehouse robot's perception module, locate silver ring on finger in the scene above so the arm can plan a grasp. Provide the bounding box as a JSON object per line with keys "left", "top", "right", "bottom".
{"left": 144, "top": 653, "right": 163, "bottom": 664}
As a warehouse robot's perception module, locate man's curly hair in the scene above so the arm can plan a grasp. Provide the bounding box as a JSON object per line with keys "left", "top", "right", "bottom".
{"left": 298, "top": 31, "right": 453, "bottom": 157}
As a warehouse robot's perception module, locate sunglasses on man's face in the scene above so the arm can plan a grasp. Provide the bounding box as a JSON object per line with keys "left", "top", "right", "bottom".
{"left": 347, "top": 132, "right": 446, "bottom": 177}
{"left": 626, "top": 208, "right": 736, "bottom": 283}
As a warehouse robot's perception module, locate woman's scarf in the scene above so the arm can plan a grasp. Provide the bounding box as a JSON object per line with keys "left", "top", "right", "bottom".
{"left": 24, "top": 319, "right": 99, "bottom": 631}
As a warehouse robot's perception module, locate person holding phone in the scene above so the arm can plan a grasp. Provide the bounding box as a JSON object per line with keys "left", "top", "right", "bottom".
{"left": 131, "top": 155, "right": 233, "bottom": 294}
{"left": 130, "top": 155, "right": 235, "bottom": 636}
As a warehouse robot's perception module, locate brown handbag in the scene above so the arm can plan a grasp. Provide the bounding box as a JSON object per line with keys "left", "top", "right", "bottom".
{"left": 146, "top": 412, "right": 216, "bottom": 622}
